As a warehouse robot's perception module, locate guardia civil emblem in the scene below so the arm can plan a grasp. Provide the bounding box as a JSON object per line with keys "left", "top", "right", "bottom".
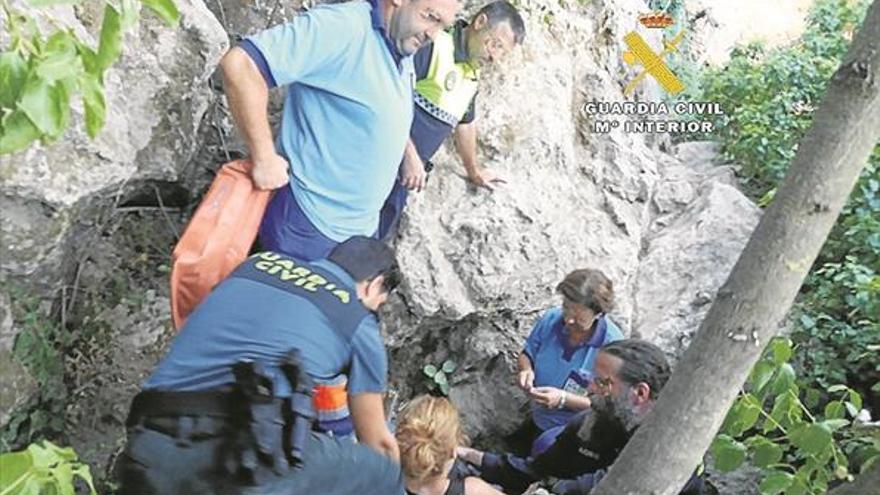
{"left": 444, "top": 71, "right": 459, "bottom": 91}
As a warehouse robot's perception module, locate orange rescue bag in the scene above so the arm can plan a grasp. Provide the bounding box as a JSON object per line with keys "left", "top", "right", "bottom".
{"left": 170, "top": 160, "right": 272, "bottom": 329}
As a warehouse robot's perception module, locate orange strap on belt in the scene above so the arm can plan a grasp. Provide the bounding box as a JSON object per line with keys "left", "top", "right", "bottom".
{"left": 313, "top": 382, "right": 348, "bottom": 411}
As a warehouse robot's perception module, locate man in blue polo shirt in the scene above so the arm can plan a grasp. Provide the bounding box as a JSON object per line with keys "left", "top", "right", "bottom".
{"left": 218, "top": 0, "right": 460, "bottom": 261}
{"left": 116, "top": 237, "right": 406, "bottom": 494}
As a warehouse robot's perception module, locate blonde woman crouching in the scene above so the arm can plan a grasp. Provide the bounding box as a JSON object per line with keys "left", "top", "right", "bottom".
{"left": 396, "top": 396, "right": 506, "bottom": 495}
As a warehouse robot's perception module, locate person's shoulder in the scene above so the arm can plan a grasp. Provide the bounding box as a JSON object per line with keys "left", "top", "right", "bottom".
{"left": 541, "top": 306, "right": 564, "bottom": 324}
{"left": 463, "top": 476, "right": 504, "bottom": 495}
{"left": 304, "top": 1, "right": 371, "bottom": 33}
{"left": 602, "top": 316, "right": 625, "bottom": 342}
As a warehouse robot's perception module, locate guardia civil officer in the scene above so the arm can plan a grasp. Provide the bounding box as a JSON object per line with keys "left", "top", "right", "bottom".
{"left": 116, "top": 236, "right": 404, "bottom": 494}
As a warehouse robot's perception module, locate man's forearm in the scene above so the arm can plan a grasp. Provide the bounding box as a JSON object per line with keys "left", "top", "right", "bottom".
{"left": 565, "top": 392, "right": 591, "bottom": 411}
{"left": 518, "top": 352, "right": 533, "bottom": 373}
{"left": 453, "top": 122, "right": 479, "bottom": 176}
{"left": 220, "top": 47, "right": 276, "bottom": 159}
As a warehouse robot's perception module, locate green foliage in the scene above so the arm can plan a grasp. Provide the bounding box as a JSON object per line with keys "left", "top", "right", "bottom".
{"left": 0, "top": 441, "right": 96, "bottom": 494}
{"left": 1, "top": 287, "right": 68, "bottom": 451}
{"left": 0, "top": 0, "right": 180, "bottom": 155}
{"left": 688, "top": 0, "right": 879, "bottom": 410}
{"left": 422, "top": 359, "right": 457, "bottom": 396}
{"left": 712, "top": 338, "right": 880, "bottom": 494}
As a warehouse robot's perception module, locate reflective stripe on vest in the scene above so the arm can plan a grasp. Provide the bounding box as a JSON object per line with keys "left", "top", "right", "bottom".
{"left": 414, "top": 30, "right": 479, "bottom": 126}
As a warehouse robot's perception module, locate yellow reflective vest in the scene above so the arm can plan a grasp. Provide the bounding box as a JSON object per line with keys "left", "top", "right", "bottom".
{"left": 414, "top": 29, "right": 480, "bottom": 126}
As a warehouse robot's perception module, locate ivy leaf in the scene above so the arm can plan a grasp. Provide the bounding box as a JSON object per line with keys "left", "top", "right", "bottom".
{"left": 80, "top": 74, "right": 105, "bottom": 138}
{"left": 442, "top": 360, "right": 457, "bottom": 374}
{"left": 769, "top": 363, "right": 797, "bottom": 395}
{"left": 17, "top": 76, "right": 68, "bottom": 138}
{"left": 0, "top": 448, "right": 33, "bottom": 489}
{"left": 422, "top": 364, "right": 438, "bottom": 378}
{"left": 434, "top": 371, "right": 448, "bottom": 385}
{"left": 790, "top": 422, "right": 833, "bottom": 456}
{"left": 752, "top": 439, "right": 784, "bottom": 468}
{"left": 758, "top": 470, "right": 793, "bottom": 495}
{"left": 96, "top": 4, "right": 123, "bottom": 73}
{"left": 0, "top": 51, "right": 29, "bottom": 110}
{"left": 750, "top": 361, "right": 776, "bottom": 395}
{"left": 824, "top": 400, "right": 845, "bottom": 420}
{"left": 722, "top": 394, "right": 761, "bottom": 437}
{"left": 36, "top": 31, "right": 81, "bottom": 83}
{"left": 823, "top": 419, "right": 849, "bottom": 431}
{"left": 771, "top": 338, "right": 793, "bottom": 365}
{"left": 710, "top": 435, "right": 747, "bottom": 473}
{"left": 844, "top": 402, "right": 860, "bottom": 418}
{"left": 140, "top": 0, "right": 181, "bottom": 26}
{"left": 847, "top": 390, "right": 862, "bottom": 411}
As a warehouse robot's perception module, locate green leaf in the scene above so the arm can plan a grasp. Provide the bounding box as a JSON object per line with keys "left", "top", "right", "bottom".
{"left": 439, "top": 382, "right": 450, "bottom": 396}
{"left": 769, "top": 363, "right": 797, "bottom": 395}
{"left": 140, "top": 0, "right": 181, "bottom": 26}
{"left": 759, "top": 470, "right": 793, "bottom": 495}
{"left": 441, "top": 360, "right": 457, "bottom": 374}
{"left": 710, "top": 435, "right": 747, "bottom": 473}
{"left": 722, "top": 394, "right": 762, "bottom": 437}
{"left": 825, "top": 401, "right": 845, "bottom": 420}
{"left": 823, "top": 419, "right": 849, "bottom": 431}
{"left": 0, "top": 110, "right": 42, "bottom": 154}
{"left": 790, "top": 422, "right": 833, "bottom": 456}
{"left": 0, "top": 449, "right": 34, "bottom": 490}
{"left": 422, "top": 364, "right": 438, "bottom": 378}
{"left": 752, "top": 439, "right": 784, "bottom": 468}
{"left": 750, "top": 361, "right": 776, "bottom": 395}
{"left": 770, "top": 338, "right": 793, "bottom": 364}
{"left": 847, "top": 390, "right": 862, "bottom": 411}
{"left": 80, "top": 74, "right": 105, "bottom": 138}
{"left": 0, "top": 51, "right": 29, "bottom": 110}
{"left": 872, "top": 382, "right": 880, "bottom": 393}
{"left": 433, "top": 371, "right": 448, "bottom": 385}
{"left": 97, "top": 4, "right": 123, "bottom": 72}
{"left": 75, "top": 41, "right": 100, "bottom": 76}
{"left": 35, "top": 31, "right": 81, "bottom": 83}
{"left": 827, "top": 384, "right": 848, "bottom": 393}
{"left": 120, "top": 0, "right": 142, "bottom": 30}
{"left": 844, "top": 401, "right": 860, "bottom": 417}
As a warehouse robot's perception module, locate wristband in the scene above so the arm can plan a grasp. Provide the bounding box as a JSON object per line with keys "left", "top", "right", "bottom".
{"left": 557, "top": 391, "right": 567, "bottom": 410}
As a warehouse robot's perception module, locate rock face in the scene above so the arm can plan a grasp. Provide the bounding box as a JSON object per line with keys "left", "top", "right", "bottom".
{"left": 385, "top": 0, "right": 761, "bottom": 444}
{"left": 0, "top": 0, "right": 227, "bottom": 425}
{"left": 0, "top": 0, "right": 228, "bottom": 296}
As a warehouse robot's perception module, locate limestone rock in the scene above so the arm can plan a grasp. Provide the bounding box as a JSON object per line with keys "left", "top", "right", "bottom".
{"left": 0, "top": 0, "right": 228, "bottom": 296}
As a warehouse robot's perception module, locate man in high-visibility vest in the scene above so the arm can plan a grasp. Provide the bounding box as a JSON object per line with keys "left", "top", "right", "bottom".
{"left": 379, "top": 1, "right": 526, "bottom": 238}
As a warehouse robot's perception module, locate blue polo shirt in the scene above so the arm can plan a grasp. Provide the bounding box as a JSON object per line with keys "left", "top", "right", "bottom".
{"left": 241, "top": 0, "right": 415, "bottom": 241}
{"left": 144, "top": 259, "right": 387, "bottom": 398}
{"left": 523, "top": 307, "right": 624, "bottom": 430}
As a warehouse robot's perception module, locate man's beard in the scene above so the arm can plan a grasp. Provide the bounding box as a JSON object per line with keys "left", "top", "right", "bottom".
{"left": 590, "top": 389, "right": 642, "bottom": 433}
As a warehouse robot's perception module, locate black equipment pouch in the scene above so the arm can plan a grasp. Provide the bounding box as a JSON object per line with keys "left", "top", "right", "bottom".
{"left": 279, "top": 349, "right": 316, "bottom": 464}
{"left": 231, "top": 361, "right": 289, "bottom": 484}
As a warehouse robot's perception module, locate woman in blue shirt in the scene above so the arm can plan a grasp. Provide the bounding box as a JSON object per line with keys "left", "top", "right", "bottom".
{"left": 508, "top": 268, "right": 623, "bottom": 455}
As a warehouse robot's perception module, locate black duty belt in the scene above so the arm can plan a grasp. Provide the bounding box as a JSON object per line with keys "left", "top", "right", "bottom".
{"left": 127, "top": 389, "right": 282, "bottom": 427}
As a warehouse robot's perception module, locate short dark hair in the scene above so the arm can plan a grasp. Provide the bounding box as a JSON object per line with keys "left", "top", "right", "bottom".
{"left": 555, "top": 268, "right": 614, "bottom": 314}
{"left": 328, "top": 236, "right": 401, "bottom": 292}
{"left": 601, "top": 339, "right": 671, "bottom": 400}
{"left": 475, "top": 1, "right": 526, "bottom": 44}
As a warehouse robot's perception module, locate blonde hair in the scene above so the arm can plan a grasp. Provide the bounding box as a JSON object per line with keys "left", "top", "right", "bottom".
{"left": 395, "top": 395, "right": 465, "bottom": 484}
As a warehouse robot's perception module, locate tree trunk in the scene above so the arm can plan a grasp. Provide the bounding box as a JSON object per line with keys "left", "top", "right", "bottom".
{"left": 592, "top": 2, "right": 880, "bottom": 494}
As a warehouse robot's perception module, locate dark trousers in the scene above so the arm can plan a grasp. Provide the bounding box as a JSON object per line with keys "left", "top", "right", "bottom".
{"left": 116, "top": 418, "right": 405, "bottom": 495}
